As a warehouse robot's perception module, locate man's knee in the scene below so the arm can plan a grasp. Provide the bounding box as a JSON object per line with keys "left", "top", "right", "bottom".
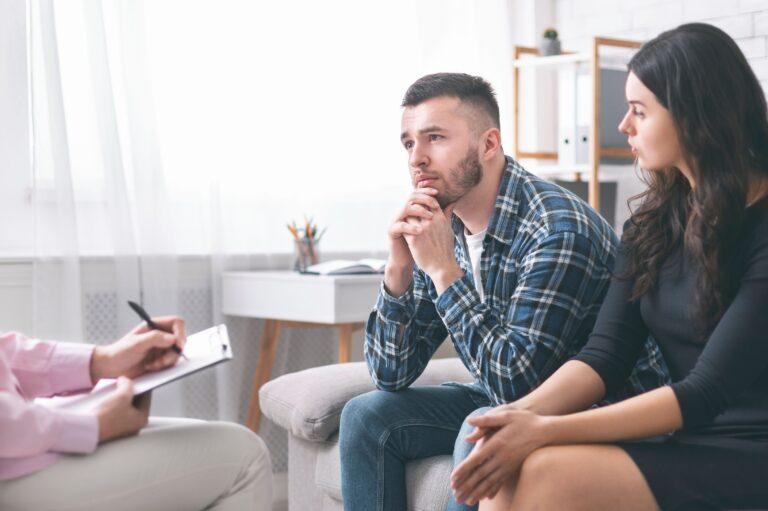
{"left": 452, "top": 406, "right": 492, "bottom": 464}
{"left": 340, "top": 390, "right": 395, "bottom": 451}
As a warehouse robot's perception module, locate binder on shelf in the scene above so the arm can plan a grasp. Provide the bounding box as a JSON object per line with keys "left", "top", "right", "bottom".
{"left": 557, "top": 66, "right": 577, "bottom": 166}
{"left": 557, "top": 67, "right": 632, "bottom": 167}
{"left": 513, "top": 38, "right": 642, "bottom": 210}
{"left": 576, "top": 70, "right": 592, "bottom": 165}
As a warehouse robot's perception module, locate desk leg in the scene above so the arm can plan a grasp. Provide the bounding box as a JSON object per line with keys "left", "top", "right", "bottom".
{"left": 246, "top": 319, "right": 281, "bottom": 432}
{"left": 338, "top": 322, "right": 365, "bottom": 363}
{"left": 338, "top": 323, "right": 353, "bottom": 363}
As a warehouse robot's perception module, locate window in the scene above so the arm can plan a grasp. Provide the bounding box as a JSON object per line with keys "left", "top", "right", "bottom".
{"left": 16, "top": 0, "right": 513, "bottom": 256}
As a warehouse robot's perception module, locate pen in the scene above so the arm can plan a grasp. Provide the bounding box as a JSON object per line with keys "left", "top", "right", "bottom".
{"left": 127, "top": 300, "right": 188, "bottom": 360}
{"left": 286, "top": 223, "right": 300, "bottom": 240}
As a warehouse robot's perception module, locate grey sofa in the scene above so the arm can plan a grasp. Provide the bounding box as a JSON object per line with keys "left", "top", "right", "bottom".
{"left": 260, "top": 358, "right": 474, "bottom": 510}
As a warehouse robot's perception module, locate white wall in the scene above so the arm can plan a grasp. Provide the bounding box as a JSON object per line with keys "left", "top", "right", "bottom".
{"left": 512, "top": 0, "right": 559, "bottom": 153}
{"left": 556, "top": 0, "right": 768, "bottom": 93}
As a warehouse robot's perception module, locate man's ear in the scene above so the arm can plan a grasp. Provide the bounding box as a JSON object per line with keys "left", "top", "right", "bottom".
{"left": 480, "top": 128, "right": 502, "bottom": 161}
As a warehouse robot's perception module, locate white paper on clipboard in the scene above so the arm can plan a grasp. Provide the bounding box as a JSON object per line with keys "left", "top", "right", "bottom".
{"left": 37, "top": 324, "right": 233, "bottom": 414}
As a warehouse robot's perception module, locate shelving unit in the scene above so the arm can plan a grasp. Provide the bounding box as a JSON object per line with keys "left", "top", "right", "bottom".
{"left": 512, "top": 36, "right": 642, "bottom": 211}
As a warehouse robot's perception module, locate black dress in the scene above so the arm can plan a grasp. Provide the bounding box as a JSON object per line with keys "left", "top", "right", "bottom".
{"left": 574, "top": 198, "right": 768, "bottom": 511}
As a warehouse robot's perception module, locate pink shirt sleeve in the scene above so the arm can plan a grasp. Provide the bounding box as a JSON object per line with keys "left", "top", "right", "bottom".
{"left": 3, "top": 332, "right": 95, "bottom": 398}
{"left": 0, "top": 332, "right": 99, "bottom": 459}
{"left": 0, "top": 393, "right": 98, "bottom": 457}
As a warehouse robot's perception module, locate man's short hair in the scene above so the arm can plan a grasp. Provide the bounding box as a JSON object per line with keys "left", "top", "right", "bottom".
{"left": 401, "top": 73, "right": 500, "bottom": 130}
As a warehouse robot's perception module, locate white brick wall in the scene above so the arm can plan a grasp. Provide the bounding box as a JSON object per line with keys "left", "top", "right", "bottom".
{"left": 555, "top": 0, "right": 768, "bottom": 93}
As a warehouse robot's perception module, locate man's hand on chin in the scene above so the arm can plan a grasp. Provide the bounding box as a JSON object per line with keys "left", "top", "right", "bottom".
{"left": 404, "top": 203, "right": 464, "bottom": 295}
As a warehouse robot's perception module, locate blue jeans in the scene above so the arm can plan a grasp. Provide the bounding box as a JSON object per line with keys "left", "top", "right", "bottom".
{"left": 447, "top": 406, "right": 493, "bottom": 511}
{"left": 339, "top": 383, "right": 490, "bottom": 511}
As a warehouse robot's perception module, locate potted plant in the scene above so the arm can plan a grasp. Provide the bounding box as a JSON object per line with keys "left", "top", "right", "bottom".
{"left": 540, "top": 28, "right": 561, "bottom": 56}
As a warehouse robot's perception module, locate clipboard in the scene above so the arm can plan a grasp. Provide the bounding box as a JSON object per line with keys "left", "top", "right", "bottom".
{"left": 37, "top": 324, "right": 233, "bottom": 413}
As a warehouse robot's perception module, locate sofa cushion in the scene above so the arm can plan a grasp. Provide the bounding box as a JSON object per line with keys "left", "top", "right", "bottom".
{"left": 316, "top": 434, "right": 454, "bottom": 511}
{"left": 260, "top": 357, "right": 473, "bottom": 442}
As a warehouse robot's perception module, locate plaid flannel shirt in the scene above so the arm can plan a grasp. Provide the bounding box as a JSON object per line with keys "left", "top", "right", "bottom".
{"left": 365, "top": 156, "right": 669, "bottom": 405}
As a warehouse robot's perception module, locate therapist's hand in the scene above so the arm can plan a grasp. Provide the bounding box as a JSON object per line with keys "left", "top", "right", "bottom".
{"left": 96, "top": 377, "right": 151, "bottom": 443}
{"left": 90, "top": 317, "right": 187, "bottom": 383}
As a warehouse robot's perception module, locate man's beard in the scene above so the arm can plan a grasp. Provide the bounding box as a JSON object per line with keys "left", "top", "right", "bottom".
{"left": 436, "top": 148, "right": 483, "bottom": 208}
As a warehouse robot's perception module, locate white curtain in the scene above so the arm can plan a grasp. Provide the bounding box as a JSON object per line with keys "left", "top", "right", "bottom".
{"left": 28, "top": 0, "right": 513, "bottom": 420}
{"left": 140, "top": 0, "right": 515, "bottom": 255}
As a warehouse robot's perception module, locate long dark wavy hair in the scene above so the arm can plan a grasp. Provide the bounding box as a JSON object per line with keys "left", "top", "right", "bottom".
{"left": 622, "top": 23, "right": 768, "bottom": 337}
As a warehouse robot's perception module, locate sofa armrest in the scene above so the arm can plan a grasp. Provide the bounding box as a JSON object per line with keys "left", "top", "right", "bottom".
{"left": 260, "top": 357, "right": 472, "bottom": 442}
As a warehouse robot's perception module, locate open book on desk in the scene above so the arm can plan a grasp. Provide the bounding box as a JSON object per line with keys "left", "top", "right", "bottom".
{"left": 302, "top": 258, "right": 386, "bottom": 275}
{"left": 37, "top": 324, "right": 232, "bottom": 414}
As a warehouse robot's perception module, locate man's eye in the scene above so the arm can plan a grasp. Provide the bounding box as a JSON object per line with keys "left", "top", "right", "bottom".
{"left": 632, "top": 109, "right": 645, "bottom": 118}
{"left": 404, "top": 141, "right": 413, "bottom": 149}
{"left": 429, "top": 134, "right": 443, "bottom": 141}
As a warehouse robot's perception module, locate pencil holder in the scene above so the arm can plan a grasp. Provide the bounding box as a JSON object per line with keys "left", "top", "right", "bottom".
{"left": 293, "top": 238, "right": 320, "bottom": 272}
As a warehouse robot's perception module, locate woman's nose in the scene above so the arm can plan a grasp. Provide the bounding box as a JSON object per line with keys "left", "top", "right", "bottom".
{"left": 618, "top": 110, "right": 632, "bottom": 135}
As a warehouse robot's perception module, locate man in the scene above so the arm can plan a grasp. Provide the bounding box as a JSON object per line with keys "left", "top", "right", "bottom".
{"left": 338, "top": 73, "right": 669, "bottom": 511}
{"left": 0, "top": 320, "right": 272, "bottom": 510}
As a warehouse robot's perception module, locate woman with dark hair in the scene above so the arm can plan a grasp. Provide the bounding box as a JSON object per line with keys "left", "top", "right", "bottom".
{"left": 449, "top": 23, "right": 768, "bottom": 510}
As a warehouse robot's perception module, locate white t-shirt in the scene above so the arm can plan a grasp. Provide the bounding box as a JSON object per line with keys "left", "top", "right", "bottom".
{"left": 464, "top": 228, "right": 487, "bottom": 299}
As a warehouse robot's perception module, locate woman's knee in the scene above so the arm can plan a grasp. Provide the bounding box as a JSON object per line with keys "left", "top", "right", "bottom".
{"left": 518, "top": 446, "right": 563, "bottom": 486}
{"left": 515, "top": 446, "right": 658, "bottom": 511}
{"left": 514, "top": 446, "right": 595, "bottom": 508}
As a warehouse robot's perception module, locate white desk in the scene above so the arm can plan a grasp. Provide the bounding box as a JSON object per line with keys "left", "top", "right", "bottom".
{"left": 221, "top": 271, "right": 383, "bottom": 431}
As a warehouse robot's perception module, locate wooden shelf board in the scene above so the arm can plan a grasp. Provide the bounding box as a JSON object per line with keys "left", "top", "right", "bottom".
{"left": 513, "top": 52, "right": 634, "bottom": 70}
{"left": 601, "top": 147, "right": 634, "bottom": 158}
{"left": 513, "top": 52, "right": 590, "bottom": 68}
{"left": 526, "top": 164, "right": 590, "bottom": 177}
